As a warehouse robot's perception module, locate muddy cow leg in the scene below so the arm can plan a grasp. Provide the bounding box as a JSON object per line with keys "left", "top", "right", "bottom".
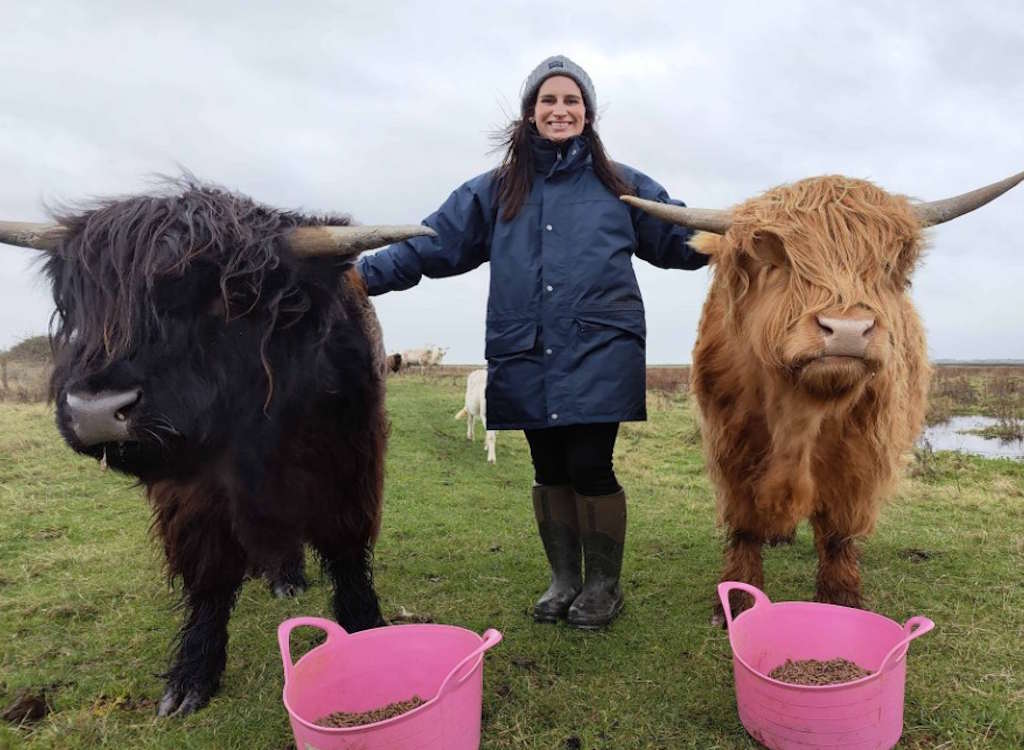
{"left": 266, "top": 544, "right": 308, "bottom": 599}
{"left": 712, "top": 529, "right": 765, "bottom": 627}
{"left": 152, "top": 488, "right": 247, "bottom": 717}
{"left": 811, "top": 513, "right": 863, "bottom": 608}
{"left": 314, "top": 539, "right": 385, "bottom": 631}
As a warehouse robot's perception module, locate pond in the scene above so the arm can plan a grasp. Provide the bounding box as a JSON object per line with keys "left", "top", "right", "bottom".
{"left": 918, "top": 415, "right": 1024, "bottom": 460}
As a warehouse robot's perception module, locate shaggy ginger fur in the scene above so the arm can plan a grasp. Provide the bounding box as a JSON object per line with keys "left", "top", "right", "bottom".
{"left": 691, "top": 176, "right": 931, "bottom": 619}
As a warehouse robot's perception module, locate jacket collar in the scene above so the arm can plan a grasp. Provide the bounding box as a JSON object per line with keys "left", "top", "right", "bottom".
{"left": 530, "top": 132, "right": 590, "bottom": 177}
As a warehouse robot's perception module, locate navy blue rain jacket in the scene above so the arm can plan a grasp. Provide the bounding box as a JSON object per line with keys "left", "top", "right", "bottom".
{"left": 358, "top": 134, "right": 708, "bottom": 430}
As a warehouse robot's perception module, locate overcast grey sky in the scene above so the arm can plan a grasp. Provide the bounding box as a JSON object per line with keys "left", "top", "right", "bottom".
{"left": 2, "top": 0, "right": 1022, "bottom": 362}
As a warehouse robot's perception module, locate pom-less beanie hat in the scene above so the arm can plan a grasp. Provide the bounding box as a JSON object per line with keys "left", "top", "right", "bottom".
{"left": 521, "top": 55, "right": 596, "bottom": 116}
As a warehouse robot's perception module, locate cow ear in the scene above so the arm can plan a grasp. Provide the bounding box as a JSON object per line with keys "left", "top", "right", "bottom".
{"left": 689, "top": 231, "right": 723, "bottom": 260}
{"left": 751, "top": 231, "right": 788, "bottom": 269}
{"left": 888, "top": 238, "right": 922, "bottom": 287}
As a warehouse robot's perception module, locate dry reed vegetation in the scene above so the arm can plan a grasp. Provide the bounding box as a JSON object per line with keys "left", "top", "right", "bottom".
{"left": 0, "top": 336, "right": 51, "bottom": 403}
{"left": 928, "top": 365, "right": 1024, "bottom": 438}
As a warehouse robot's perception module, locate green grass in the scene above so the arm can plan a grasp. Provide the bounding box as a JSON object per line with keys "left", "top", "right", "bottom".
{"left": 1, "top": 375, "right": 1022, "bottom": 749}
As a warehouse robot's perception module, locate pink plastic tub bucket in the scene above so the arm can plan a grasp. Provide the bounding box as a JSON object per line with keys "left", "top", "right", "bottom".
{"left": 718, "top": 582, "right": 933, "bottom": 750}
{"left": 278, "top": 617, "right": 502, "bottom": 750}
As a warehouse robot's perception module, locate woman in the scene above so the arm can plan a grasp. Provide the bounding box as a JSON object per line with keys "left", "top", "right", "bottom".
{"left": 358, "top": 55, "right": 707, "bottom": 628}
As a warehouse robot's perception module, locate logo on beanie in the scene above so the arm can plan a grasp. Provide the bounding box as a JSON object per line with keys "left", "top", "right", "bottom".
{"left": 548, "top": 61, "right": 564, "bottom": 70}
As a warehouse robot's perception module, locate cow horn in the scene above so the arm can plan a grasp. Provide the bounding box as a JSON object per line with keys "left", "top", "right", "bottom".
{"left": 620, "top": 196, "right": 733, "bottom": 234}
{"left": 913, "top": 170, "right": 1024, "bottom": 227}
{"left": 285, "top": 225, "right": 436, "bottom": 257}
{"left": 0, "top": 221, "right": 65, "bottom": 251}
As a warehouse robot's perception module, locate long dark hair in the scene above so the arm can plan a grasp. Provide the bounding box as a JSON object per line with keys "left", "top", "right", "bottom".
{"left": 492, "top": 89, "right": 634, "bottom": 222}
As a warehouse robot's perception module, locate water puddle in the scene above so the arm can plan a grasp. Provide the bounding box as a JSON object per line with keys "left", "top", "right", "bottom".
{"left": 918, "top": 415, "right": 1024, "bottom": 460}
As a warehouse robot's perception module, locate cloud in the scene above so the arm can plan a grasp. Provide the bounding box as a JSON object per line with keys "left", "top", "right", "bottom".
{"left": 2, "top": 0, "right": 1022, "bottom": 361}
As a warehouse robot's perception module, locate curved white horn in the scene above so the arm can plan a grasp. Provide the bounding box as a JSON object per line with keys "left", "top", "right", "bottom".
{"left": 285, "top": 224, "right": 436, "bottom": 258}
{"left": 620, "top": 196, "right": 732, "bottom": 234}
{"left": 0, "top": 221, "right": 65, "bottom": 251}
{"left": 913, "top": 170, "right": 1024, "bottom": 227}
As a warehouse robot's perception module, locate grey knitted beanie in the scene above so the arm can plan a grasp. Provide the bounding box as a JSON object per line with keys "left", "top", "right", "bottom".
{"left": 521, "top": 55, "right": 596, "bottom": 116}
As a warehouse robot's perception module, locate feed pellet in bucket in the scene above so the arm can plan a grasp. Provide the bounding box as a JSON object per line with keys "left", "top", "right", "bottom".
{"left": 315, "top": 696, "right": 426, "bottom": 728}
{"left": 768, "top": 658, "right": 871, "bottom": 685}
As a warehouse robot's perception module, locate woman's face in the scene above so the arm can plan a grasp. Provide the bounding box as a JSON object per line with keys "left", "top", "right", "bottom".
{"left": 533, "top": 76, "right": 587, "bottom": 142}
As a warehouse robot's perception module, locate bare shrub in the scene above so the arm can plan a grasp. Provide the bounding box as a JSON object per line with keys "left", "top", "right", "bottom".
{"left": 925, "top": 395, "right": 954, "bottom": 427}
{"left": 986, "top": 371, "right": 1024, "bottom": 440}
{"left": 909, "top": 439, "right": 939, "bottom": 481}
{"left": 932, "top": 372, "right": 978, "bottom": 407}
{"left": 647, "top": 367, "right": 690, "bottom": 395}
{"left": 0, "top": 364, "right": 50, "bottom": 402}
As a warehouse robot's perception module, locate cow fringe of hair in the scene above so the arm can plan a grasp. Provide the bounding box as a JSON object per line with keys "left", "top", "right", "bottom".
{"left": 717, "top": 175, "right": 924, "bottom": 371}
{"left": 46, "top": 178, "right": 354, "bottom": 407}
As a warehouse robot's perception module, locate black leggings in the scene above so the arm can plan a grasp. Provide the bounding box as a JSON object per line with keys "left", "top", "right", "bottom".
{"left": 524, "top": 422, "right": 621, "bottom": 497}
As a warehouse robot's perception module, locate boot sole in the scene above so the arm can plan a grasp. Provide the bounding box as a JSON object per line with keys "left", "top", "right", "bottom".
{"left": 567, "top": 599, "right": 624, "bottom": 629}
{"left": 532, "top": 611, "right": 563, "bottom": 623}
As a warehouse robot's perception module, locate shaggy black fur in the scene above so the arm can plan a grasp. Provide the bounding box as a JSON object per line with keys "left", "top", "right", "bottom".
{"left": 44, "top": 181, "right": 389, "bottom": 716}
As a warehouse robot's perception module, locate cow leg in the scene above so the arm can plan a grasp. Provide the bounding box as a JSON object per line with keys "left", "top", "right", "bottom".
{"left": 467, "top": 413, "right": 475, "bottom": 441}
{"left": 153, "top": 496, "right": 247, "bottom": 717}
{"left": 811, "top": 513, "right": 862, "bottom": 608}
{"left": 266, "top": 544, "right": 308, "bottom": 599}
{"left": 317, "top": 543, "right": 385, "bottom": 631}
{"left": 712, "top": 529, "right": 764, "bottom": 627}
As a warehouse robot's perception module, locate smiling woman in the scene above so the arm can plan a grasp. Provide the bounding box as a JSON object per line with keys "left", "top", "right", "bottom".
{"left": 356, "top": 54, "right": 710, "bottom": 630}
{"left": 532, "top": 75, "right": 586, "bottom": 141}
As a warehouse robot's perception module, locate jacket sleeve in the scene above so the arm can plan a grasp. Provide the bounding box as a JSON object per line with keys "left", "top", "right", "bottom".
{"left": 357, "top": 175, "right": 494, "bottom": 296}
{"left": 627, "top": 170, "right": 710, "bottom": 271}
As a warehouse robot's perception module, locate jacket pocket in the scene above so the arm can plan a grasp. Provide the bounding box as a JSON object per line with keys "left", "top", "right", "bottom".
{"left": 571, "top": 309, "right": 647, "bottom": 419}
{"left": 485, "top": 320, "right": 538, "bottom": 358}
{"left": 574, "top": 309, "right": 646, "bottom": 341}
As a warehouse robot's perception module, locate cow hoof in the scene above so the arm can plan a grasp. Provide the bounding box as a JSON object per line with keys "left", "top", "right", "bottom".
{"left": 267, "top": 567, "right": 309, "bottom": 599}
{"left": 270, "top": 579, "right": 308, "bottom": 599}
{"left": 710, "top": 611, "right": 727, "bottom": 628}
{"left": 157, "top": 686, "right": 211, "bottom": 717}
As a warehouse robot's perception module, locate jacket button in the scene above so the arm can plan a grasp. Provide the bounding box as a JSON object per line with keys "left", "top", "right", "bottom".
{"left": 551, "top": 413, "right": 558, "bottom": 420}
{"left": 545, "top": 224, "right": 553, "bottom": 231}
{"left": 545, "top": 348, "right": 553, "bottom": 355}
{"left": 546, "top": 284, "right": 553, "bottom": 292}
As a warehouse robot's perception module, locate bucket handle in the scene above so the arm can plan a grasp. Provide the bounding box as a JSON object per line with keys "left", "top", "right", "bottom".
{"left": 877, "top": 615, "right": 934, "bottom": 673}
{"left": 717, "top": 581, "right": 772, "bottom": 631}
{"left": 277, "top": 616, "right": 350, "bottom": 686}
{"left": 436, "top": 628, "right": 503, "bottom": 698}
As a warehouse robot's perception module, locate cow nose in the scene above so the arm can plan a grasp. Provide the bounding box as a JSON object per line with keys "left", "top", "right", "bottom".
{"left": 65, "top": 388, "right": 141, "bottom": 445}
{"left": 817, "top": 316, "right": 875, "bottom": 358}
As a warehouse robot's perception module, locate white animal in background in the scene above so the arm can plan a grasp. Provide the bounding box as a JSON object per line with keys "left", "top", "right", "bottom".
{"left": 454, "top": 368, "right": 496, "bottom": 464}
{"left": 426, "top": 345, "right": 449, "bottom": 366}
{"left": 401, "top": 345, "right": 448, "bottom": 369}
{"left": 400, "top": 347, "right": 432, "bottom": 369}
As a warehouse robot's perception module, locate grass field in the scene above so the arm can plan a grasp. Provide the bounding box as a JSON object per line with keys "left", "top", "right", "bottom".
{"left": 1, "top": 372, "right": 1022, "bottom": 749}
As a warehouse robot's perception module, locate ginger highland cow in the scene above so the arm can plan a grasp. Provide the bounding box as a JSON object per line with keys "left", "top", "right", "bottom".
{"left": 624, "top": 170, "right": 1022, "bottom": 622}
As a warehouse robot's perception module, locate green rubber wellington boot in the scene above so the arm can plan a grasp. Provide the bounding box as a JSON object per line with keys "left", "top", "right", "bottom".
{"left": 567, "top": 489, "right": 626, "bottom": 629}
{"left": 532, "top": 484, "right": 582, "bottom": 622}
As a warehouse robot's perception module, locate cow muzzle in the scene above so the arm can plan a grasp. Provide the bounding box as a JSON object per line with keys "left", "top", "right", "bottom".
{"left": 65, "top": 388, "right": 141, "bottom": 445}
{"left": 817, "top": 315, "right": 875, "bottom": 359}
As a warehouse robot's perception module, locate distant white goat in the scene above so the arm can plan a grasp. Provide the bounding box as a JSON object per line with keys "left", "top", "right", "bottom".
{"left": 454, "top": 368, "right": 496, "bottom": 464}
{"left": 426, "top": 345, "right": 449, "bottom": 366}
{"left": 401, "top": 345, "right": 448, "bottom": 370}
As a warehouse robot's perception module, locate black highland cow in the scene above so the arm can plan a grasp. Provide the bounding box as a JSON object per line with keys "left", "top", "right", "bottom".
{"left": 0, "top": 182, "right": 431, "bottom": 716}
